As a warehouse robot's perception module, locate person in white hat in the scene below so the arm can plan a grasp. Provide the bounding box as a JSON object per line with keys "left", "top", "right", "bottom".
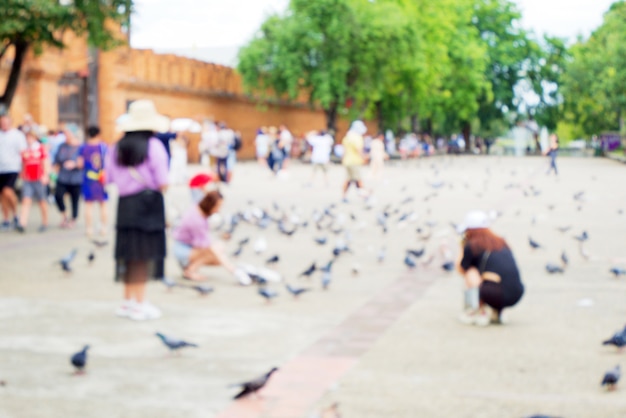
{"left": 341, "top": 120, "right": 368, "bottom": 202}
{"left": 456, "top": 210, "right": 524, "bottom": 326}
{"left": 105, "top": 100, "right": 170, "bottom": 321}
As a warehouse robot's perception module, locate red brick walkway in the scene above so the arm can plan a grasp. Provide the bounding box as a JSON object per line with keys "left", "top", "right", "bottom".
{"left": 216, "top": 273, "right": 436, "bottom": 418}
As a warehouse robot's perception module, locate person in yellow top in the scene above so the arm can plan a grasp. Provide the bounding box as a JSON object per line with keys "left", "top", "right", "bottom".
{"left": 341, "top": 120, "right": 368, "bottom": 202}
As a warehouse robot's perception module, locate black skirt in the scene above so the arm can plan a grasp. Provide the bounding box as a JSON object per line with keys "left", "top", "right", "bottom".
{"left": 114, "top": 190, "right": 166, "bottom": 282}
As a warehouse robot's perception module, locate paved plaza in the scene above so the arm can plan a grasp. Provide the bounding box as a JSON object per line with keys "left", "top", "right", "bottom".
{"left": 1, "top": 156, "right": 626, "bottom": 418}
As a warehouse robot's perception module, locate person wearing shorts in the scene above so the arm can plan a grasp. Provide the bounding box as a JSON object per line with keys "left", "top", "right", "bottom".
{"left": 17, "top": 126, "right": 49, "bottom": 232}
{"left": 456, "top": 210, "right": 524, "bottom": 326}
{"left": 0, "top": 114, "right": 27, "bottom": 229}
{"left": 77, "top": 126, "right": 108, "bottom": 238}
{"left": 306, "top": 130, "right": 333, "bottom": 187}
{"left": 172, "top": 190, "right": 251, "bottom": 285}
{"left": 341, "top": 120, "right": 368, "bottom": 202}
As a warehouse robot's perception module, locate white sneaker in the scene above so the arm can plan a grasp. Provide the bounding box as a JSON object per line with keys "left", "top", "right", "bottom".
{"left": 234, "top": 269, "right": 252, "bottom": 286}
{"left": 115, "top": 299, "right": 136, "bottom": 318}
{"left": 129, "top": 302, "right": 162, "bottom": 321}
{"left": 458, "top": 309, "right": 490, "bottom": 327}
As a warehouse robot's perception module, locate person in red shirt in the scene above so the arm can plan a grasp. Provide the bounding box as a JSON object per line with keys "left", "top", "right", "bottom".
{"left": 17, "top": 127, "right": 50, "bottom": 233}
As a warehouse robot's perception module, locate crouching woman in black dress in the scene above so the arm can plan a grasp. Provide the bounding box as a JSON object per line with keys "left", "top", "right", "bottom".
{"left": 456, "top": 211, "right": 524, "bottom": 326}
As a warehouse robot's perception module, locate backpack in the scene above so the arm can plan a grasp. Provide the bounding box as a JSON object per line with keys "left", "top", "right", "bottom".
{"left": 233, "top": 134, "right": 242, "bottom": 151}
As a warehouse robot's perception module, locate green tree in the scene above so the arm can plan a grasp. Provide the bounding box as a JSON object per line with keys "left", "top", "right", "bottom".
{"left": 561, "top": 1, "right": 626, "bottom": 136}
{"left": 0, "top": 0, "right": 132, "bottom": 111}
{"left": 237, "top": 0, "right": 416, "bottom": 132}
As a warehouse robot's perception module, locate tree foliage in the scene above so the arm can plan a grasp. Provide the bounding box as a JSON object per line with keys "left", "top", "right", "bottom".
{"left": 1, "top": 0, "right": 133, "bottom": 110}
{"left": 561, "top": 0, "right": 626, "bottom": 136}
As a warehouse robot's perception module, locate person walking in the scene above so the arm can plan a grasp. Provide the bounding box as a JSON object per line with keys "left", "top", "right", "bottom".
{"left": 213, "top": 122, "right": 235, "bottom": 183}
{"left": 16, "top": 126, "right": 49, "bottom": 233}
{"left": 279, "top": 124, "right": 293, "bottom": 170}
{"left": 305, "top": 129, "right": 334, "bottom": 187}
{"left": 0, "top": 114, "right": 27, "bottom": 230}
{"left": 105, "top": 100, "right": 170, "bottom": 321}
{"left": 172, "top": 190, "right": 251, "bottom": 285}
{"left": 255, "top": 127, "right": 269, "bottom": 167}
{"left": 341, "top": 120, "right": 368, "bottom": 202}
{"left": 456, "top": 210, "right": 524, "bottom": 326}
{"left": 77, "top": 126, "right": 108, "bottom": 238}
{"left": 53, "top": 127, "right": 83, "bottom": 228}
{"left": 545, "top": 133, "right": 559, "bottom": 175}
{"left": 369, "top": 132, "right": 389, "bottom": 183}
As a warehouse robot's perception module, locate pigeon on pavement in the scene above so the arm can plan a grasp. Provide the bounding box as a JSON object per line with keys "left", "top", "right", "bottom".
{"left": 300, "top": 262, "right": 317, "bottom": 278}
{"left": 528, "top": 237, "right": 542, "bottom": 249}
{"left": 286, "top": 284, "right": 311, "bottom": 298}
{"left": 574, "top": 231, "right": 589, "bottom": 242}
{"left": 87, "top": 250, "right": 95, "bottom": 264}
{"left": 70, "top": 345, "right": 89, "bottom": 375}
{"left": 545, "top": 263, "right": 565, "bottom": 274}
{"left": 156, "top": 332, "right": 198, "bottom": 352}
{"left": 404, "top": 255, "right": 417, "bottom": 269}
{"left": 191, "top": 284, "right": 214, "bottom": 296}
{"left": 601, "top": 365, "right": 621, "bottom": 391}
{"left": 266, "top": 255, "right": 280, "bottom": 264}
{"left": 610, "top": 267, "right": 626, "bottom": 278}
{"left": 603, "top": 327, "right": 626, "bottom": 351}
{"left": 231, "top": 367, "right": 279, "bottom": 400}
{"left": 59, "top": 249, "right": 78, "bottom": 273}
{"left": 258, "top": 287, "right": 278, "bottom": 302}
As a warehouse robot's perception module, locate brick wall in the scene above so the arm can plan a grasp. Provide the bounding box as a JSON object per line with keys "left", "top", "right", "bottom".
{"left": 3, "top": 35, "right": 372, "bottom": 159}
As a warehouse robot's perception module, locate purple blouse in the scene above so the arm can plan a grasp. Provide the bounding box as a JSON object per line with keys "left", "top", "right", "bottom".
{"left": 105, "top": 138, "right": 169, "bottom": 197}
{"left": 172, "top": 206, "right": 211, "bottom": 248}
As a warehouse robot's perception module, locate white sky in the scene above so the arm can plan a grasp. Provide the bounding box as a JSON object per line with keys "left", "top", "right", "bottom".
{"left": 131, "top": 0, "right": 616, "bottom": 61}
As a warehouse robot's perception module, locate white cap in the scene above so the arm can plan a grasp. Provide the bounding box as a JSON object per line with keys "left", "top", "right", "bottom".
{"left": 457, "top": 210, "right": 490, "bottom": 234}
{"left": 349, "top": 120, "right": 367, "bottom": 136}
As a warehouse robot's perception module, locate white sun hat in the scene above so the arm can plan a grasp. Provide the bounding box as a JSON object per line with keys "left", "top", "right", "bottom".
{"left": 457, "top": 210, "right": 490, "bottom": 234}
{"left": 117, "top": 100, "right": 169, "bottom": 133}
{"left": 349, "top": 120, "right": 367, "bottom": 136}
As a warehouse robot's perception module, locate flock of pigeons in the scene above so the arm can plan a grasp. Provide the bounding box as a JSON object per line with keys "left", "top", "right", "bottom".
{"left": 16, "top": 158, "right": 626, "bottom": 413}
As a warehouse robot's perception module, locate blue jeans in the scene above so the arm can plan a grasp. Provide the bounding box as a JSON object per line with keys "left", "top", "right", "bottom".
{"left": 216, "top": 157, "right": 229, "bottom": 182}
{"left": 548, "top": 151, "right": 558, "bottom": 175}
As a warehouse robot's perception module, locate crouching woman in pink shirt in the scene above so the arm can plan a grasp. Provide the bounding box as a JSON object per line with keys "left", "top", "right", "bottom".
{"left": 172, "top": 190, "right": 251, "bottom": 285}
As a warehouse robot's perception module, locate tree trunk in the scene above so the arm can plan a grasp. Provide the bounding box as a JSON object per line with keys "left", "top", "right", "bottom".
{"left": 425, "top": 118, "right": 433, "bottom": 136}
{"left": 375, "top": 100, "right": 384, "bottom": 133}
{"left": 0, "top": 40, "right": 29, "bottom": 112}
{"left": 410, "top": 114, "right": 420, "bottom": 133}
{"left": 461, "top": 121, "right": 471, "bottom": 153}
{"left": 324, "top": 102, "right": 338, "bottom": 137}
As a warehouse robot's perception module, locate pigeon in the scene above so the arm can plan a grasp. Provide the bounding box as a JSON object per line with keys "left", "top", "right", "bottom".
{"left": 404, "top": 255, "right": 417, "bottom": 269}
{"left": 407, "top": 248, "right": 425, "bottom": 258}
{"left": 300, "top": 262, "right": 317, "bottom": 278}
{"left": 603, "top": 328, "right": 626, "bottom": 350}
{"left": 156, "top": 332, "right": 198, "bottom": 352}
{"left": 321, "top": 271, "right": 332, "bottom": 290}
{"left": 258, "top": 287, "right": 278, "bottom": 302}
{"left": 238, "top": 237, "right": 250, "bottom": 247}
{"left": 162, "top": 276, "right": 178, "bottom": 290}
{"left": 59, "top": 249, "right": 78, "bottom": 273}
{"left": 528, "top": 237, "right": 542, "bottom": 249}
{"left": 70, "top": 345, "right": 89, "bottom": 375}
{"left": 574, "top": 231, "right": 589, "bottom": 242}
{"left": 610, "top": 267, "right": 626, "bottom": 277}
{"left": 192, "top": 284, "right": 214, "bottom": 296}
{"left": 91, "top": 240, "right": 108, "bottom": 248}
{"left": 87, "top": 250, "right": 95, "bottom": 264}
{"left": 265, "top": 255, "right": 280, "bottom": 264}
{"left": 573, "top": 191, "right": 585, "bottom": 201}
{"left": 254, "top": 237, "right": 267, "bottom": 254}
{"left": 231, "top": 367, "right": 279, "bottom": 400}
{"left": 441, "top": 261, "right": 455, "bottom": 272}
{"left": 561, "top": 251, "right": 568, "bottom": 266}
{"left": 286, "top": 284, "right": 311, "bottom": 298}
{"left": 545, "top": 263, "right": 565, "bottom": 274}
{"left": 232, "top": 246, "right": 244, "bottom": 257}
{"left": 351, "top": 263, "right": 361, "bottom": 275}
{"left": 314, "top": 237, "right": 328, "bottom": 245}
{"left": 601, "top": 365, "right": 621, "bottom": 391}
{"left": 377, "top": 246, "right": 386, "bottom": 263}
{"left": 320, "top": 260, "right": 334, "bottom": 273}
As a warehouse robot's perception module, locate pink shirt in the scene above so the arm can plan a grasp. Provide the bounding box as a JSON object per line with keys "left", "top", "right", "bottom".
{"left": 105, "top": 138, "right": 169, "bottom": 197}
{"left": 172, "top": 206, "right": 211, "bottom": 248}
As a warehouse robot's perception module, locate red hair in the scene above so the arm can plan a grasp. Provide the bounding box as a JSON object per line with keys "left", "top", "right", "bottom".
{"left": 464, "top": 228, "right": 508, "bottom": 253}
